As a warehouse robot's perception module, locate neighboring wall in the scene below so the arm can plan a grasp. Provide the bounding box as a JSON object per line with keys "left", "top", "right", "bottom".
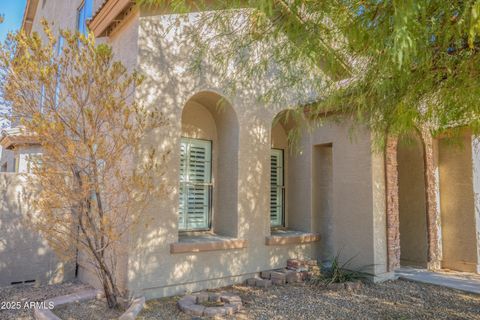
{"left": 0, "top": 174, "right": 74, "bottom": 287}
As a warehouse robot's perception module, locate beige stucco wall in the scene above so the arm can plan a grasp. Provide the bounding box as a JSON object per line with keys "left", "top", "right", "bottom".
{"left": 0, "top": 174, "right": 74, "bottom": 287}
{"left": 312, "top": 143, "right": 333, "bottom": 261}
{"left": 19, "top": 3, "right": 396, "bottom": 298}
{"left": 397, "top": 133, "right": 428, "bottom": 267}
{"left": 297, "top": 122, "right": 389, "bottom": 277}
{"left": 439, "top": 135, "right": 480, "bottom": 272}
{"left": 130, "top": 8, "right": 392, "bottom": 299}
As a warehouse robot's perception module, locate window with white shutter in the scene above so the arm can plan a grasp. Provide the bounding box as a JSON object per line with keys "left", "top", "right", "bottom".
{"left": 270, "top": 149, "right": 284, "bottom": 227}
{"left": 179, "top": 138, "right": 212, "bottom": 231}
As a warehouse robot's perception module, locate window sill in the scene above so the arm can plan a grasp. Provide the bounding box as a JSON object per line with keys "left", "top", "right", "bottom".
{"left": 170, "top": 234, "right": 248, "bottom": 254}
{"left": 265, "top": 230, "right": 321, "bottom": 246}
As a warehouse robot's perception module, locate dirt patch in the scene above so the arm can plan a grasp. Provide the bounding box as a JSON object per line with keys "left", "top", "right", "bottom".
{"left": 53, "top": 299, "right": 124, "bottom": 320}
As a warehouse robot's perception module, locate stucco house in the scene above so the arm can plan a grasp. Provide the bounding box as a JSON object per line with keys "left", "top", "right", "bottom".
{"left": 0, "top": 0, "right": 479, "bottom": 299}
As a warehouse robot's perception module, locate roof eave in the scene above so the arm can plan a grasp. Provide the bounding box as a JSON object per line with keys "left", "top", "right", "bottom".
{"left": 21, "top": 0, "right": 40, "bottom": 35}
{"left": 89, "top": 0, "right": 136, "bottom": 38}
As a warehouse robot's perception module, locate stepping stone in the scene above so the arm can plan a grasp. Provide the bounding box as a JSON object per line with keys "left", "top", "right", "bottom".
{"left": 255, "top": 278, "right": 272, "bottom": 288}
{"left": 246, "top": 278, "right": 258, "bottom": 286}
{"left": 195, "top": 292, "right": 209, "bottom": 304}
{"left": 204, "top": 306, "right": 226, "bottom": 317}
{"left": 221, "top": 295, "right": 242, "bottom": 304}
{"left": 178, "top": 295, "right": 196, "bottom": 308}
{"left": 286, "top": 271, "right": 303, "bottom": 283}
{"left": 208, "top": 293, "right": 221, "bottom": 302}
{"left": 182, "top": 304, "right": 205, "bottom": 317}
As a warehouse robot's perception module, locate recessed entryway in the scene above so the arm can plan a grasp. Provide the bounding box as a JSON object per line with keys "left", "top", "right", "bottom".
{"left": 397, "top": 131, "right": 428, "bottom": 268}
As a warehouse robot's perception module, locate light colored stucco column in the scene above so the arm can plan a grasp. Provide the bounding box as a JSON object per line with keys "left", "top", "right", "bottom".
{"left": 420, "top": 129, "right": 442, "bottom": 270}
{"left": 471, "top": 135, "right": 480, "bottom": 273}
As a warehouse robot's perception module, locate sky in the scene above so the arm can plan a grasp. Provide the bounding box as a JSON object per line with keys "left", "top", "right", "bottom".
{"left": 0, "top": 0, "right": 27, "bottom": 42}
{"left": 0, "top": 0, "right": 25, "bottom": 128}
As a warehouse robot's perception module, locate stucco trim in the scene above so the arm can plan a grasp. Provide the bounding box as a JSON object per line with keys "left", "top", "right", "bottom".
{"left": 265, "top": 232, "right": 320, "bottom": 246}
{"left": 170, "top": 239, "right": 247, "bottom": 254}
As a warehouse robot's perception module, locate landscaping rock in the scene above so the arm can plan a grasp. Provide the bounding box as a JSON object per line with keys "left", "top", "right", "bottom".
{"left": 255, "top": 279, "right": 272, "bottom": 288}
{"left": 221, "top": 295, "right": 242, "bottom": 304}
{"left": 178, "top": 295, "right": 196, "bottom": 309}
{"left": 195, "top": 292, "right": 209, "bottom": 304}
{"left": 182, "top": 304, "right": 206, "bottom": 317}
{"left": 138, "top": 280, "right": 480, "bottom": 320}
{"left": 246, "top": 278, "right": 258, "bottom": 286}
{"left": 286, "top": 271, "right": 303, "bottom": 283}
{"left": 204, "top": 306, "right": 226, "bottom": 317}
{"left": 270, "top": 271, "right": 286, "bottom": 285}
{"left": 208, "top": 293, "right": 222, "bottom": 302}
{"left": 300, "top": 271, "right": 311, "bottom": 281}
{"left": 287, "top": 259, "right": 303, "bottom": 269}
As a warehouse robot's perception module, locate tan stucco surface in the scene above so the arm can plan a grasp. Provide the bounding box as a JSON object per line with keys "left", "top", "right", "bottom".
{"left": 122, "top": 9, "right": 394, "bottom": 298}
{"left": 0, "top": 174, "right": 74, "bottom": 286}
{"left": 397, "top": 133, "right": 428, "bottom": 267}
{"left": 127, "top": 11, "right": 393, "bottom": 298}
{"left": 10, "top": 2, "right": 400, "bottom": 297}
{"left": 439, "top": 135, "right": 480, "bottom": 272}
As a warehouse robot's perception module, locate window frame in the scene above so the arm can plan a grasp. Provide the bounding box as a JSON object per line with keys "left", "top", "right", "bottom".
{"left": 178, "top": 137, "right": 214, "bottom": 233}
{"left": 270, "top": 148, "right": 285, "bottom": 228}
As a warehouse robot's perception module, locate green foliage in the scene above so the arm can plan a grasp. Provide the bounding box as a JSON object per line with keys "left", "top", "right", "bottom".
{"left": 137, "top": 0, "right": 480, "bottom": 144}
{"left": 310, "top": 251, "right": 367, "bottom": 286}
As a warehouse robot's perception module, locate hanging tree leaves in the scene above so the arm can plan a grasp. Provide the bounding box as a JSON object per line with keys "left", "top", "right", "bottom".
{"left": 138, "top": 0, "right": 480, "bottom": 142}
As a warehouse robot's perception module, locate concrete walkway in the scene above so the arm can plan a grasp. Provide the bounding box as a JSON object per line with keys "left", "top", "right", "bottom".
{"left": 396, "top": 267, "right": 480, "bottom": 295}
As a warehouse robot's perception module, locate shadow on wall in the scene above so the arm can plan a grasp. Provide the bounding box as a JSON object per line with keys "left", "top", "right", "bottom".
{"left": 0, "top": 173, "right": 73, "bottom": 287}
{"left": 125, "top": 11, "right": 322, "bottom": 298}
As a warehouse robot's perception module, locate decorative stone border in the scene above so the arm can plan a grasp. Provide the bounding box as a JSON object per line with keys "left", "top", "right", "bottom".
{"left": 34, "top": 289, "right": 145, "bottom": 320}
{"left": 34, "top": 289, "right": 101, "bottom": 320}
{"left": 246, "top": 259, "right": 321, "bottom": 288}
{"left": 178, "top": 292, "right": 242, "bottom": 317}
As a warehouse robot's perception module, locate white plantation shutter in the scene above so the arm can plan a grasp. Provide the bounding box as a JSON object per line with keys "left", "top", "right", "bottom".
{"left": 179, "top": 138, "right": 212, "bottom": 230}
{"left": 270, "top": 149, "right": 284, "bottom": 227}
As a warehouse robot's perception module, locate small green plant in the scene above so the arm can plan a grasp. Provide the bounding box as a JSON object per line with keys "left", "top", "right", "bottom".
{"left": 310, "top": 251, "right": 367, "bottom": 286}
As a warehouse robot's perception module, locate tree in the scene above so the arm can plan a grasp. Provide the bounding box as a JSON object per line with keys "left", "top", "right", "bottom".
{"left": 139, "top": 0, "right": 480, "bottom": 143}
{"left": 0, "top": 22, "right": 169, "bottom": 308}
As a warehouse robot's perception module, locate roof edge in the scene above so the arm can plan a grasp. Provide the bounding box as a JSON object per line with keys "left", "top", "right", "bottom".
{"left": 21, "top": 0, "right": 39, "bottom": 34}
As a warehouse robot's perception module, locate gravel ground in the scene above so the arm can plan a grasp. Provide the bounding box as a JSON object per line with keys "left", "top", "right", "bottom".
{"left": 138, "top": 280, "right": 480, "bottom": 320}
{"left": 54, "top": 299, "right": 124, "bottom": 320}
{"left": 0, "top": 281, "right": 91, "bottom": 320}
{"left": 2, "top": 279, "right": 479, "bottom": 319}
